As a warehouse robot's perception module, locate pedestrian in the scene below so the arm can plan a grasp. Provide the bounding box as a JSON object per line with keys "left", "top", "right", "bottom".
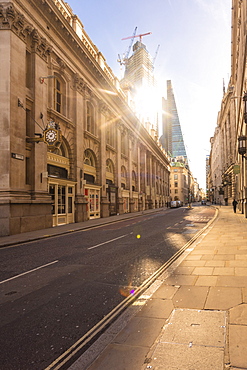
{"left": 232, "top": 199, "right": 238, "bottom": 213}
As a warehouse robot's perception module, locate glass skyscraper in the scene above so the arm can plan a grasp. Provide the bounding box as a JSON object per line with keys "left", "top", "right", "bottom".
{"left": 160, "top": 80, "right": 188, "bottom": 161}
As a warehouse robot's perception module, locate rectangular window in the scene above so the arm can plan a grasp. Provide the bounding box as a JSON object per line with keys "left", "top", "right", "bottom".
{"left": 55, "top": 79, "right": 62, "bottom": 113}
{"left": 25, "top": 157, "right": 31, "bottom": 185}
{"left": 68, "top": 197, "right": 73, "bottom": 213}
{"left": 58, "top": 185, "right": 66, "bottom": 214}
{"left": 26, "top": 108, "right": 32, "bottom": 137}
{"left": 174, "top": 182, "right": 178, "bottom": 187}
{"left": 49, "top": 184, "right": 56, "bottom": 214}
{"left": 174, "top": 174, "right": 178, "bottom": 180}
{"left": 26, "top": 50, "right": 32, "bottom": 88}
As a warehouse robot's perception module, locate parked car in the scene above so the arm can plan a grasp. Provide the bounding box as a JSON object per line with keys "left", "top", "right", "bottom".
{"left": 170, "top": 201, "right": 178, "bottom": 208}
{"left": 170, "top": 200, "right": 182, "bottom": 208}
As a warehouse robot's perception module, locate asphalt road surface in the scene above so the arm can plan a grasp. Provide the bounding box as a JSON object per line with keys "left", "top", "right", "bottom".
{"left": 0, "top": 204, "right": 215, "bottom": 370}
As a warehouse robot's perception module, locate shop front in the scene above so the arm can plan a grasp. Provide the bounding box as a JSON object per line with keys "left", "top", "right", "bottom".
{"left": 47, "top": 151, "right": 76, "bottom": 227}
{"left": 122, "top": 189, "right": 130, "bottom": 213}
{"left": 49, "top": 179, "right": 75, "bottom": 226}
{"left": 84, "top": 185, "right": 101, "bottom": 219}
{"left": 107, "top": 184, "right": 118, "bottom": 215}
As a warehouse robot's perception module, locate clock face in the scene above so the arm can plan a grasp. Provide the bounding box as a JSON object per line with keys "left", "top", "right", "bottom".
{"left": 45, "top": 129, "right": 57, "bottom": 143}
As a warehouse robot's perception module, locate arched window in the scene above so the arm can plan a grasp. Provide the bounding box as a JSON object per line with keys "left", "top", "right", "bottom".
{"left": 132, "top": 170, "right": 137, "bottom": 191}
{"left": 84, "top": 149, "right": 96, "bottom": 167}
{"left": 106, "top": 159, "right": 114, "bottom": 173}
{"left": 106, "top": 158, "right": 114, "bottom": 184}
{"left": 47, "top": 139, "right": 70, "bottom": 179}
{"left": 121, "top": 165, "right": 127, "bottom": 189}
{"left": 84, "top": 149, "right": 97, "bottom": 184}
{"left": 49, "top": 141, "right": 69, "bottom": 158}
{"left": 86, "top": 102, "right": 95, "bottom": 135}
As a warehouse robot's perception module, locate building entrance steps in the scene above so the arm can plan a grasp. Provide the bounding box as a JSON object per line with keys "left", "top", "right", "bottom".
{"left": 68, "top": 206, "right": 247, "bottom": 370}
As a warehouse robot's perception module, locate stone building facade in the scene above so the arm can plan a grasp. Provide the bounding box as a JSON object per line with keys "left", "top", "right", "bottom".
{"left": 208, "top": 0, "right": 246, "bottom": 211}
{"left": 170, "top": 160, "right": 194, "bottom": 205}
{"left": 0, "top": 0, "right": 170, "bottom": 236}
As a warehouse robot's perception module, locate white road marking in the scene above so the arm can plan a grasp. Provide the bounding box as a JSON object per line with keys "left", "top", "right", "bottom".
{"left": 0, "top": 260, "right": 58, "bottom": 285}
{"left": 88, "top": 234, "right": 129, "bottom": 250}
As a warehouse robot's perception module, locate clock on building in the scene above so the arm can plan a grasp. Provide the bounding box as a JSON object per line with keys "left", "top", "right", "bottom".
{"left": 43, "top": 128, "right": 59, "bottom": 145}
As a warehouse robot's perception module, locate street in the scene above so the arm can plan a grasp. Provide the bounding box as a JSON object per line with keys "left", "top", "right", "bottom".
{"left": 0, "top": 205, "right": 215, "bottom": 370}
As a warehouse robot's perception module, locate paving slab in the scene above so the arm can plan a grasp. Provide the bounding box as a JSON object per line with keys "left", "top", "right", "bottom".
{"left": 135, "top": 298, "right": 174, "bottom": 319}
{"left": 195, "top": 275, "right": 218, "bottom": 286}
{"left": 229, "top": 324, "right": 247, "bottom": 368}
{"left": 192, "top": 266, "right": 214, "bottom": 275}
{"left": 159, "top": 309, "right": 226, "bottom": 347}
{"left": 144, "top": 343, "right": 224, "bottom": 370}
{"left": 180, "top": 260, "right": 206, "bottom": 267}
{"left": 216, "top": 275, "right": 247, "bottom": 287}
{"left": 213, "top": 254, "right": 236, "bottom": 260}
{"left": 243, "top": 287, "right": 247, "bottom": 302}
{"left": 152, "top": 285, "right": 178, "bottom": 299}
{"left": 212, "top": 267, "right": 235, "bottom": 275}
{"left": 113, "top": 316, "right": 165, "bottom": 347}
{"left": 205, "top": 287, "right": 242, "bottom": 309}
{"left": 205, "top": 260, "right": 225, "bottom": 267}
{"left": 163, "top": 274, "right": 197, "bottom": 286}
{"left": 87, "top": 343, "right": 148, "bottom": 370}
{"left": 229, "top": 304, "right": 247, "bottom": 325}
{"left": 235, "top": 267, "right": 247, "bottom": 275}
{"left": 143, "top": 309, "right": 226, "bottom": 370}
{"left": 172, "top": 286, "right": 208, "bottom": 309}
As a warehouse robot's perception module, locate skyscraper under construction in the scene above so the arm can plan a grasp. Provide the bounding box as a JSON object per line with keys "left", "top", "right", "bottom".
{"left": 123, "top": 41, "right": 155, "bottom": 89}
{"left": 120, "top": 39, "right": 159, "bottom": 135}
{"left": 160, "top": 80, "right": 188, "bottom": 161}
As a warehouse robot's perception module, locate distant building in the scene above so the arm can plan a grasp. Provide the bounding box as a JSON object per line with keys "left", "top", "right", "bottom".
{"left": 160, "top": 80, "right": 188, "bottom": 160}
{"left": 170, "top": 158, "right": 193, "bottom": 205}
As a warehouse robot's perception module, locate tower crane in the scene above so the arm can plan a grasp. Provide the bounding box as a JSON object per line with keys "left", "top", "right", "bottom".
{"left": 117, "top": 29, "right": 152, "bottom": 67}
{"left": 118, "top": 26, "right": 137, "bottom": 66}
{"left": 122, "top": 31, "right": 152, "bottom": 43}
{"left": 123, "top": 26, "right": 138, "bottom": 60}
{"left": 152, "top": 44, "right": 160, "bottom": 71}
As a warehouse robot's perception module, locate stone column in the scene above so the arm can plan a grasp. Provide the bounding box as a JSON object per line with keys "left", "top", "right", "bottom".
{"left": 137, "top": 142, "right": 142, "bottom": 211}
{"left": 100, "top": 104, "right": 110, "bottom": 217}
{"left": 73, "top": 74, "right": 87, "bottom": 222}
{"left": 116, "top": 121, "right": 124, "bottom": 214}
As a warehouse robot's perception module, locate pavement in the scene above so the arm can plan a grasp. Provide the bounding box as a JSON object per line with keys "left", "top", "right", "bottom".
{"left": 1, "top": 205, "right": 247, "bottom": 369}
{"left": 68, "top": 205, "right": 247, "bottom": 370}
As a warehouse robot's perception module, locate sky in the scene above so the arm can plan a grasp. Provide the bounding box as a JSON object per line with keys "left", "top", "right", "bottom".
{"left": 67, "top": 0, "right": 232, "bottom": 189}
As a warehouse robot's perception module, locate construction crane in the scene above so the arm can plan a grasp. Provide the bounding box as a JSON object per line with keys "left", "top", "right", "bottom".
{"left": 152, "top": 44, "right": 160, "bottom": 71}
{"left": 122, "top": 31, "right": 152, "bottom": 43}
{"left": 118, "top": 26, "right": 137, "bottom": 66}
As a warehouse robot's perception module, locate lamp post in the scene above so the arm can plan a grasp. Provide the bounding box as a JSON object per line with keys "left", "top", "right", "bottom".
{"left": 238, "top": 135, "right": 247, "bottom": 214}
{"left": 243, "top": 92, "right": 247, "bottom": 124}
{"left": 237, "top": 92, "right": 247, "bottom": 216}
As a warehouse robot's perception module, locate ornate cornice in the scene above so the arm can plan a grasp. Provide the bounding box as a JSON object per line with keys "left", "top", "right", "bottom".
{"left": 31, "top": 29, "right": 52, "bottom": 60}
{"left": 73, "top": 73, "right": 85, "bottom": 94}
{"left": 0, "top": 2, "right": 33, "bottom": 39}
{"left": 99, "top": 101, "right": 112, "bottom": 118}
{"left": 0, "top": 2, "right": 52, "bottom": 61}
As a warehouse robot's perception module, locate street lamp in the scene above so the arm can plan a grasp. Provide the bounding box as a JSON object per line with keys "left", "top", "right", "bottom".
{"left": 238, "top": 135, "right": 247, "bottom": 159}
{"left": 243, "top": 92, "right": 247, "bottom": 123}
{"left": 238, "top": 135, "right": 247, "bottom": 214}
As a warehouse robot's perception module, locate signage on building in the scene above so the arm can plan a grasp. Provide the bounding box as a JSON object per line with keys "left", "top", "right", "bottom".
{"left": 11, "top": 153, "right": 24, "bottom": 160}
{"left": 219, "top": 188, "right": 224, "bottom": 195}
{"left": 233, "top": 165, "right": 240, "bottom": 174}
